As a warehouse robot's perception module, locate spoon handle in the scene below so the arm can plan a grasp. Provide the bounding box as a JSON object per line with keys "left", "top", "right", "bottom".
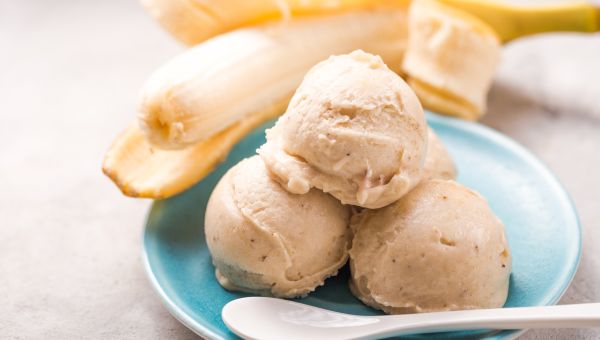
{"left": 375, "top": 303, "right": 600, "bottom": 338}
{"left": 222, "top": 298, "right": 600, "bottom": 340}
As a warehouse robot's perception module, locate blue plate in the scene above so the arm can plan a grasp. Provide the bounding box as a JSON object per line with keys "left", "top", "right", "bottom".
{"left": 143, "top": 112, "right": 581, "bottom": 339}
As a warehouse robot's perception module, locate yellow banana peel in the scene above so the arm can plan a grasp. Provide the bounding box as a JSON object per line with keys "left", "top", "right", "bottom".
{"left": 439, "top": 0, "right": 600, "bottom": 42}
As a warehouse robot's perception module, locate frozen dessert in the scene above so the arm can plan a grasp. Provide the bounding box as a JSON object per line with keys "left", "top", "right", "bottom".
{"left": 349, "top": 179, "right": 511, "bottom": 313}
{"left": 259, "top": 50, "right": 428, "bottom": 209}
{"left": 205, "top": 156, "right": 352, "bottom": 298}
{"left": 202, "top": 48, "right": 505, "bottom": 312}
{"left": 402, "top": 0, "right": 501, "bottom": 120}
{"left": 423, "top": 128, "right": 457, "bottom": 180}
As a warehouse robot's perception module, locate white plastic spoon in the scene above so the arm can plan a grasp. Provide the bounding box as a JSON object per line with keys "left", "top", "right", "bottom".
{"left": 222, "top": 297, "right": 600, "bottom": 340}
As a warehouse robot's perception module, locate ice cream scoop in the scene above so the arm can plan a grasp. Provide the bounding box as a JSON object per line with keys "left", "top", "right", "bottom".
{"left": 205, "top": 156, "right": 351, "bottom": 298}
{"left": 423, "top": 128, "right": 457, "bottom": 180}
{"left": 403, "top": 0, "right": 501, "bottom": 120}
{"left": 259, "top": 50, "right": 427, "bottom": 209}
{"left": 349, "top": 179, "right": 511, "bottom": 314}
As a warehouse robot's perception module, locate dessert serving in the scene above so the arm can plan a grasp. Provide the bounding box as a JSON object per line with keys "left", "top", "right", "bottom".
{"left": 204, "top": 50, "right": 512, "bottom": 313}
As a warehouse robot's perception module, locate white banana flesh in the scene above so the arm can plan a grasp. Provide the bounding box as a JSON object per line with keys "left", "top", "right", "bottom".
{"left": 138, "top": 9, "right": 408, "bottom": 150}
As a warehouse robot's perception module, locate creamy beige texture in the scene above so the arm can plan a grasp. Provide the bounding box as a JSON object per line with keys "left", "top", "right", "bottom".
{"left": 402, "top": 0, "right": 501, "bottom": 120}
{"left": 423, "top": 127, "right": 457, "bottom": 180}
{"left": 349, "top": 179, "right": 511, "bottom": 313}
{"left": 259, "top": 50, "right": 427, "bottom": 209}
{"left": 205, "top": 156, "right": 351, "bottom": 298}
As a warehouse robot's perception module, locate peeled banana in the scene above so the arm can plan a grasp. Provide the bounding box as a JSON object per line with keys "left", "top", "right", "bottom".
{"left": 141, "top": 0, "right": 408, "bottom": 45}
{"left": 138, "top": 9, "right": 408, "bottom": 150}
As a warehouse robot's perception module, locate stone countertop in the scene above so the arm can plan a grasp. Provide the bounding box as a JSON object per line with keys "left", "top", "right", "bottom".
{"left": 1, "top": 1, "right": 598, "bottom": 339}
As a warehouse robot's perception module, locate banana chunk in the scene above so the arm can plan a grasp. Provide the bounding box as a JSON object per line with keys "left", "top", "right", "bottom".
{"left": 138, "top": 9, "right": 408, "bottom": 150}
{"left": 403, "top": 0, "right": 500, "bottom": 120}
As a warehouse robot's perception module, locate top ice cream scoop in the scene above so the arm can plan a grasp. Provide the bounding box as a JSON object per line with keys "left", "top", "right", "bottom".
{"left": 259, "top": 50, "right": 428, "bottom": 209}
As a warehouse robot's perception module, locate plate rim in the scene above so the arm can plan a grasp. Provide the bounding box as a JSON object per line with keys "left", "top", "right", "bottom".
{"left": 142, "top": 250, "right": 223, "bottom": 339}
{"left": 142, "top": 113, "right": 582, "bottom": 340}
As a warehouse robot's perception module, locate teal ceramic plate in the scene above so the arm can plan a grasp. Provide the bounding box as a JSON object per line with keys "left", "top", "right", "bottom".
{"left": 143, "top": 112, "right": 581, "bottom": 339}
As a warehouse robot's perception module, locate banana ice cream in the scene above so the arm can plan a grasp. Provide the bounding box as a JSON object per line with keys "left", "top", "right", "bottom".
{"left": 205, "top": 156, "right": 351, "bottom": 298}
{"left": 403, "top": 0, "right": 501, "bottom": 120}
{"left": 423, "top": 128, "right": 457, "bottom": 180}
{"left": 350, "top": 179, "right": 511, "bottom": 314}
{"left": 259, "top": 50, "right": 428, "bottom": 209}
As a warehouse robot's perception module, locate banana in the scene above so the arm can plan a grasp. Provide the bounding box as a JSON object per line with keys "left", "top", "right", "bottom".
{"left": 105, "top": 9, "right": 408, "bottom": 198}
{"left": 138, "top": 9, "right": 408, "bottom": 150}
{"left": 402, "top": 0, "right": 500, "bottom": 120}
{"left": 140, "top": 0, "right": 408, "bottom": 45}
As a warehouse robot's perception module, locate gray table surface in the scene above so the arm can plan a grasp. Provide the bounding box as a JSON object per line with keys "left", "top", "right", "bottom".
{"left": 1, "top": 1, "right": 598, "bottom": 339}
